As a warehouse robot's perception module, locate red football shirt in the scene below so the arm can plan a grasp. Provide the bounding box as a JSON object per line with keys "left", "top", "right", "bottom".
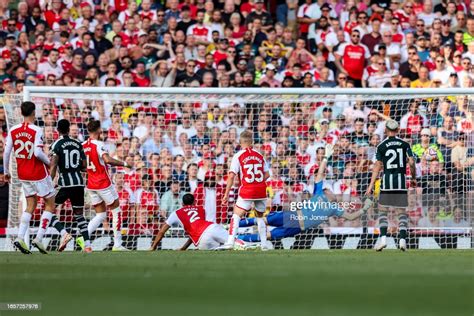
{"left": 166, "top": 205, "right": 213, "bottom": 245}
{"left": 229, "top": 147, "right": 268, "bottom": 199}
{"left": 336, "top": 43, "right": 369, "bottom": 80}
{"left": 6, "top": 122, "right": 49, "bottom": 181}
{"left": 83, "top": 139, "right": 112, "bottom": 190}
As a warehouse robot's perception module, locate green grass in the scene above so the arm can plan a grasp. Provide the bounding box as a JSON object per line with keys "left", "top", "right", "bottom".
{"left": 0, "top": 250, "right": 473, "bottom": 316}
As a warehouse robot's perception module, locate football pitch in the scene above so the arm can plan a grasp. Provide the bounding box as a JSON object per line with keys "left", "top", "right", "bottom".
{"left": 0, "top": 250, "right": 473, "bottom": 316}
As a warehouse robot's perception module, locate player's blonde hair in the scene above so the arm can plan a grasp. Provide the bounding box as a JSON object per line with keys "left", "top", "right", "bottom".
{"left": 240, "top": 130, "right": 253, "bottom": 145}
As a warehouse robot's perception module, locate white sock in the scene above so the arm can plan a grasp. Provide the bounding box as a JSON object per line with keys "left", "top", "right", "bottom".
{"left": 226, "top": 214, "right": 241, "bottom": 245}
{"left": 35, "top": 211, "right": 53, "bottom": 241}
{"left": 87, "top": 212, "right": 107, "bottom": 236}
{"left": 381, "top": 235, "right": 387, "bottom": 244}
{"left": 18, "top": 212, "right": 32, "bottom": 240}
{"left": 256, "top": 217, "right": 267, "bottom": 248}
{"left": 111, "top": 207, "right": 122, "bottom": 247}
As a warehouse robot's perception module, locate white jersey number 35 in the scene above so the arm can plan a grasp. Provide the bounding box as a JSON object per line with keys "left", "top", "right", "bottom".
{"left": 243, "top": 163, "right": 263, "bottom": 183}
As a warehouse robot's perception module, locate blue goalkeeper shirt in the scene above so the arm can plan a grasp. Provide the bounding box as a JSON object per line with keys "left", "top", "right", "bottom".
{"left": 284, "top": 181, "right": 344, "bottom": 231}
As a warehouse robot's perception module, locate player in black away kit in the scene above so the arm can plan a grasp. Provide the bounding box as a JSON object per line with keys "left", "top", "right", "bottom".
{"left": 50, "top": 119, "right": 91, "bottom": 252}
{"left": 366, "top": 120, "right": 417, "bottom": 252}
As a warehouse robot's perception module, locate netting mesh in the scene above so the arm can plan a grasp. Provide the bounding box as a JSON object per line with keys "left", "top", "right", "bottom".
{"left": 2, "top": 90, "right": 473, "bottom": 251}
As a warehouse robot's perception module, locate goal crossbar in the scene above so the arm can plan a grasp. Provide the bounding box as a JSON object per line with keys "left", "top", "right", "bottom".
{"left": 22, "top": 87, "right": 474, "bottom": 103}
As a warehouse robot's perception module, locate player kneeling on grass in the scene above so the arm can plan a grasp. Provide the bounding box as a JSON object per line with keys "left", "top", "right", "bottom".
{"left": 83, "top": 120, "right": 130, "bottom": 251}
{"left": 238, "top": 145, "right": 367, "bottom": 243}
{"left": 150, "top": 193, "right": 239, "bottom": 251}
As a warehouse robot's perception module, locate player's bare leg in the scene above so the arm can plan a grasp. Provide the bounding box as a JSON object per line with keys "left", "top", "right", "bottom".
{"left": 32, "top": 194, "right": 56, "bottom": 254}
{"left": 108, "top": 199, "right": 127, "bottom": 251}
{"left": 13, "top": 196, "right": 36, "bottom": 254}
{"left": 375, "top": 206, "right": 388, "bottom": 252}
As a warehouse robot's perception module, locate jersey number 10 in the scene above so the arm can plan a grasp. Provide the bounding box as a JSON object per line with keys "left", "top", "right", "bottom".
{"left": 63, "top": 149, "right": 81, "bottom": 169}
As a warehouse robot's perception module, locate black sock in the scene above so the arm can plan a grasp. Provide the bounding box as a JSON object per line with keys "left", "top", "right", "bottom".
{"left": 398, "top": 213, "right": 408, "bottom": 239}
{"left": 51, "top": 215, "right": 65, "bottom": 234}
{"left": 74, "top": 213, "right": 90, "bottom": 242}
{"left": 379, "top": 212, "right": 388, "bottom": 236}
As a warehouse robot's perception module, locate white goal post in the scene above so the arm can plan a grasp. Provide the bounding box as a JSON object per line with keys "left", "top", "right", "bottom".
{"left": 0, "top": 87, "right": 472, "bottom": 251}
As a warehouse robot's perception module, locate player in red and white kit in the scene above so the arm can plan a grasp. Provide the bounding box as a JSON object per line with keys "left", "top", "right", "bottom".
{"left": 150, "top": 193, "right": 235, "bottom": 251}
{"left": 221, "top": 130, "right": 270, "bottom": 250}
{"left": 83, "top": 120, "right": 130, "bottom": 251}
{"left": 3, "top": 101, "right": 56, "bottom": 254}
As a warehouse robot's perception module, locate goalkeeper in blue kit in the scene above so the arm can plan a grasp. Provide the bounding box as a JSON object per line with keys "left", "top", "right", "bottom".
{"left": 238, "top": 145, "right": 368, "bottom": 242}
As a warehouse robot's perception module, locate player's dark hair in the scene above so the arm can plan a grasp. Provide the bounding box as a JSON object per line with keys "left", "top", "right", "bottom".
{"left": 57, "top": 119, "right": 70, "bottom": 134}
{"left": 87, "top": 120, "right": 101, "bottom": 133}
{"left": 20, "top": 101, "right": 35, "bottom": 117}
{"left": 182, "top": 193, "right": 195, "bottom": 205}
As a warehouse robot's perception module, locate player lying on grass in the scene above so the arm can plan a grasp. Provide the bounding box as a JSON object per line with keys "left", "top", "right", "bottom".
{"left": 150, "top": 193, "right": 243, "bottom": 251}
{"left": 237, "top": 145, "right": 367, "bottom": 242}
{"left": 4, "top": 102, "right": 57, "bottom": 254}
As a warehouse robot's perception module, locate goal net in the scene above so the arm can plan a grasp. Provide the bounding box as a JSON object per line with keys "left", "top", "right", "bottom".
{"left": 1, "top": 87, "right": 472, "bottom": 251}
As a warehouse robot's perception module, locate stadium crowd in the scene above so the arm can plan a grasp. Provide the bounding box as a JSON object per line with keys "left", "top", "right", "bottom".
{"left": 0, "top": 0, "right": 473, "bottom": 236}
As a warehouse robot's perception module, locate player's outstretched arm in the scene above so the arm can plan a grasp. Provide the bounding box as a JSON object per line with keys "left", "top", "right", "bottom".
{"left": 150, "top": 223, "right": 171, "bottom": 251}
{"left": 102, "top": 153, "right": 130, "bottom": 168}
{"left": 180, "top": 238, "right": 193, "bottom": 251}
{"left": 315, "top": 144, "right": 333, "bottom": 183}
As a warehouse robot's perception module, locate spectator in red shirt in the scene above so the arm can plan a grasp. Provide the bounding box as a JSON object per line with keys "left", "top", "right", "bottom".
{"left": 44, "top": 0, "right": 63, "bottom": 28}
{"left": 335, "top": 29, "right": 370, "bottom": 87}
{"left": 213, "top": 38, "right": 229, "bottom": 65}
{"left": 133, "top": 61, "right": 150, "bottom": 87}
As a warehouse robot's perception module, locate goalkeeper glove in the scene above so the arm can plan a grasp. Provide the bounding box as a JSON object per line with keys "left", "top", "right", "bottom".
{"left": 324, "top": 144, "right": 334, "bottom": 160}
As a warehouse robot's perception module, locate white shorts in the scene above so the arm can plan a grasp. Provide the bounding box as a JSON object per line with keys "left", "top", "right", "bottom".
{"left": 235, "top": 197, "right": 266, "bottom": 213}
{"left": 88, "top": 185, "right": 119, "bottom": 206}
{"left": 21, "top": 176, "right": 55, "bottom": 199}
{"left": 198, "top": 224, "right": 229, "bottom": 250}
